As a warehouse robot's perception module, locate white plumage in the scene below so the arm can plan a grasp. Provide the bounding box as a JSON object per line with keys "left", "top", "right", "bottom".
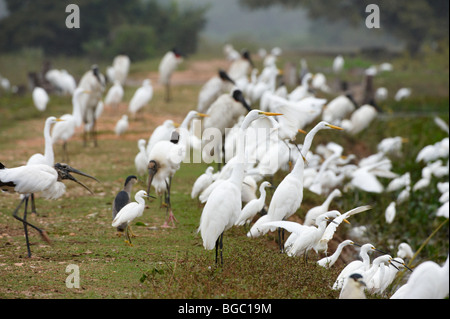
{"left": 114, "top": 115, "right": 129, "bottom": 136}
{"left": 128, "top": 79, "right": 153, "bottom": 118}
{"left": 235, "top": 181, "right": 271, "bottom": 227}
{"left": 32, "top": 87, "right": 49, "bottom": 112}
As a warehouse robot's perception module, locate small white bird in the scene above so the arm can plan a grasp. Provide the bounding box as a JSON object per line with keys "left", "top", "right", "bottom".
{"left": 317, "top": 239, "right": 356, "bottom": 268}
{"left": 112, "top": 190, "right": 151, "bottom": 246}
{"left": 128, "top": 79, "right": 153, "bottom": 119}
{"left": 397, "top": 242, "right": 414, "bottom": 260}
{"left": 114, "top": 115, "right": 129, "bottom": 136}
{"left": 385, "top": 201, "right": 396, "bottom": 224}
{"left": 32, "top": 87, "right": 49, "bottom": 112}
{"left": 159, "top": 48, "right": 183, "bottom": 102}
{"left": 134, "top": 139, "right": 148, "bottom": 176}
{"left": 332, "top": 55, "right": 344, "bottom": 74}
{"left": 191, "top": 166, "right": 215, "bottom": 199}
{"left": 339, "top": 273, "right": 367, "bottom": 299}
{"left": 394, "top": 88, "right": 412, "bottom": 101}
{"left": 105, "top": 80, "right": 124, "bottom": 108}
{"left": 235, "top": 181, "right": 271, "bottom": 227}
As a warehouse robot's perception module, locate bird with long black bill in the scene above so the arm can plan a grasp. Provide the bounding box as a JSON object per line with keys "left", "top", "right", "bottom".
{"left": 0, "top": 162, "right": 99, "bottom": 257}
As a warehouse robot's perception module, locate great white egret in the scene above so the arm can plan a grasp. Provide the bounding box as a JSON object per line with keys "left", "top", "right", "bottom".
{"left": 390, "top": 255, "right": 449, "bottom": 299}
{"left": 128, "top": 79, "right": 153, "bottom": 119}
{"left": 235, "top": 181, "right": 271, "bottom": 227}
{"left": 322, "top": 94, "right": 358, "bottom": 124}
{"left": 197, "top": 110, "right": 281, "bottom": 266}
{"left": 397, "top": 242, "right": 414, "bottom": 260}
{"left": 385, "top": 201, "right": 396, "bottom": 224}
{"left": 32, "top": 87, "right": 49, "bottom": 112}
{"left": 112, "top": 175, "right": 138, "bottom": 235}
{"left": 114, "top": 115, "right": 129, "bottom": 136}
{"left": 27, "top": 116, "right": 64, "bottom": 167}
{"left": 112, "top": 190, "right": 152, "bottom": 246}
{"left": 159, "top": 48, "right": 183, "bottom": 102}
{"left": 339, "top": 273, "right": 367, "bottom": 299}
{"left": 110, "top": 55, "right": 130, "bottom": 85}
{"left": 52, "top": 88, "right": 88, "bottom": 162}
{"left": 247, "top": 121, "right": 344, "bottom": 250}
{"left": 0, "top": 162, "right": 98, "bottom": 257}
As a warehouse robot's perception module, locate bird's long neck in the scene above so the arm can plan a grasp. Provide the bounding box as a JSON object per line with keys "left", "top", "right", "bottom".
{"left": 44, "top": 121, "right": 54, "bottom": 165}
{"left": 328, "top": 243, "right": 346, "bottom": 263}
{"left": 301, "top": 125, "right": 322, "bottom": 156}
{"left": 229, "top": 128, "right": 246, "bottom": 187}
{"left": 72, "top": 92, "right": 83, "bottom": 127}
{"left": 322, "top": 190, "right": 339, "bottom": 210}
{"left": 124, "top": 182, "right": 134, "bottom": 195}
{"left": 290, "top": 153, "right": 305, "bottom": 180}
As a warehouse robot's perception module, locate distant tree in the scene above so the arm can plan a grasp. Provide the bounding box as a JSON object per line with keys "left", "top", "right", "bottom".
{"left": 0, "top": 0, "right": 207, "bottom": 60}
{"left": 239, "top": 0, "right": 449, "bottom": 55}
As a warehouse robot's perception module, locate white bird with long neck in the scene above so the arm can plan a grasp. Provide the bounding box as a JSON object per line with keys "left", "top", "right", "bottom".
{"left": 112, "top": 190, "right": 152, "bottom": 246}
{"left": 28, "top": 116, "right": 64, "bottom": 167}
{"left": 134, "top": 139, "right": 148, "bottom": 176}
{"left": 52, "top": 88, "right": 87, "bottom": 162}
{"left": 317, "top": 239, "right": 356, "bottom": 268}
{"left": 304, "top": 189, "right": 342, "bottom": 226}
{"left": 197, "top": 110, "right": 281, "bottom": 266}
{"left": 247, "top": 121, "right": 344, "bottom": 247}
{"left": 235, "top": 181, "right": 271, "bottom": 227}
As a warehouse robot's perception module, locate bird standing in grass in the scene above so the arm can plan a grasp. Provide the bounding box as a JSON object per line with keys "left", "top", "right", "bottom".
{"left": 114, "top": 114, "right": 129, "bottom": 136}
{"left": 235, "top": 181, "right": 271, "bottom": 228}
{"left": 112, "top": 190, "right": 152, "bottom": 246}
{"left": 159, "top": 48, "right": 183, "bottom": 102}
{"left": 112, "top": 175, "right": 138, "bottom": 236}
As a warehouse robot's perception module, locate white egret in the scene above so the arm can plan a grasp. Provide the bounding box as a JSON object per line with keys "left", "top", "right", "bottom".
{"left": 364, "top": 255, "right": 397, "bottom": 294}
{"left": 134, "top": 139, "right": 149, "bottom": 176}
{"left": 288, "top": 73, "right": 313, "bottom": 102}
{"left": 436, "top": 201, "right": 449, "bottom": 218}
{"left": 397, "top": 242, "right": 414, "bottom": 260}
{"left": 114, "top": 115, "right": 129, "bottom": 136}
{"left": 128, "top": 79, "right": 153, "bottom": 119}
{"left": 317, "top": 239, "right": 356, "bottom": 268}
{"left": 27, "top": 116, "right": 64, "bottom": 167}
{"left": 191, "top": 166, "right": 215, "bottom": 199}
{"left": 434, "top": 116, "right": 449, "bottom": 134}
{"left": 385, "top": 201, "right": 396, "bottom": 224}
{"left": 376, "top": 257, "right": 410, "bottom": 295}
{"left": 247, "top": 121, "right": 344, "bottom": 250}
{"left": 375, "top": 87, "right": 388, "bottom": 102}
{"left": 235, "top": 181, "right": 271, "bottom": 227}
{"left": 315, "top": 205, "right": 372, "bottom": 255}
{"left": 51, "top": 88, "right": 88, "bottom": 162}
{"left": 322, "top": 94, "right": 358, "bottom": 124}
{"left": 111, "top": 55, "right": 130, "bottom": 85}
{"left": 333, "top": 243, "right": 380, "bottom": 290}
{"left": 304, "top": 189, "right": 342, "bottom": 226}
{"left": 386, "top": 172, "right": 410, "bottom": 192}
{"left": 197, "top": 110, "right": 281, "bottom": 266}
{"left": 112, "top": 175, "right": 138, "bottom": 235}
{"left": 32, "top": 87, "right": 49, "bottom": 112}
{"left": 105, "top": 80, "right": 124, "bottom": 108}
{"left": 377, "top": 136, "right": 407, "bottom": 157}
{"left": 159, "top": 48, "right": 183, "bottom": 102}
{"left": 0, "top": 162, "right": 98, "bottom": 257}
{"left": 333, "top": 55, "right": 344, "bottom": 74}
{"left": 391, "top": 255, "right": 449, "bottom": 299}
{"left": 394, "top": 88, "right": 411, "bottom": 101}
{"left": 77, "top": 65, "right": 106, "bottom": 147}
{"left": 339, "top": 273, "right": 367, "bottom": 299}
{"left": 112, "top": 190, "right": 152, "bottom": 246}
{"left": 341, "top": 104, "right": 378, "bottom": 135}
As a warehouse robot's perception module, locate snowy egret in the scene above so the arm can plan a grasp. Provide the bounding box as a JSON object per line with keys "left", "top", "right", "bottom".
{"left": 394, "top": 88, "right": 411, "bottom": 101}
{"left": 114, "top": 115, "right": 129, "bottom": 136}
{"left": 396, "top": 242, "right": 414, "bottom": 260}
{"left": 105, "top": 80, "right": 124, "bottom": 108}
{"left": 317, "top": 239, "right": 356, "bottom": 268}
{"left": 134, "top": 139, "right": 149, "bottom": 176}
{"left": 235, "top": 181, "right": 271, "bottom": 227}
{"left": 304, "top": 189, "right": 342, "bottom": 226}
{"left": 112, "top": 175, "right": 138, "bottom": 235}
{"left": 332, "top": 55, "right": 344, "bottom": 74}
{"left": 385, "top": 201, "right": 396, "bottom": 224}
{"left": 339, "top": 273, "right": 367, "bottom": 299}
{"left": 112, "top": 190, "right": 153, "bottom": 246}
{"left": 128, "top": 79, "right": 153, "bottom": 119}
{"left": 1, "top": 162, "right": 98, "bottom": 257}
{"left": 198, "top": 110, "right": 281, "bottom": 266}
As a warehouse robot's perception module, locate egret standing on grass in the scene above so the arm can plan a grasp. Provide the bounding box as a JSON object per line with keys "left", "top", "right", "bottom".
{"left": 235, "top": 181, "right": 271, "bottom": 228}
{"left": 159, "top": 48, "right": 183, "bottom": 102}
{"left": 128, "top": 79, "right": 153, "bottom": 119}
{"left": 32, "top": 87, "right": 49, "bottom": 112}
{"left": 112, "top": 190, "right": 152, "bottom": 246}
{"left": 0, "top": 162, "right": 98, "bottom": 257}
{"left": 198, "top": 110, "right": 281, "bottom": 266}
{"left": 112, "top": 175, "right": 138, "bottom": 236}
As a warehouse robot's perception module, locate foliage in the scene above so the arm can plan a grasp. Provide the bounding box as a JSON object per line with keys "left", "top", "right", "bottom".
{"left": 239, "top": 0, "right": 449, "bottom": 55}
{"left": 0, "top": 0, "right": 208, "bottom": 61}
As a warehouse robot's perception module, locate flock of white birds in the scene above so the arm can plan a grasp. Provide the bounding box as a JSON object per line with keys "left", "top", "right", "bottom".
{"left": 1, "top": 44, "right": 449, "bottom": 300}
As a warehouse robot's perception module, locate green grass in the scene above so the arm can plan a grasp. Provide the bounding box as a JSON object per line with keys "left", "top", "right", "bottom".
{"left": 0, "top": 48, "right": 449, "bottom": 299}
